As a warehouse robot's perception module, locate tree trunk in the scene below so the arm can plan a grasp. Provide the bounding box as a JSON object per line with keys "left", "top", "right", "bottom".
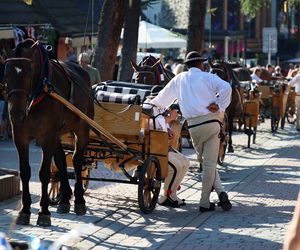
{"left": 187, "top": 0, "right": 207, "bottom": 54}
{"left": 119, "top": 0, "right": 141, "bottom": 82}
{"left": 92, "top": 0, "right": 128, "bottom": 81}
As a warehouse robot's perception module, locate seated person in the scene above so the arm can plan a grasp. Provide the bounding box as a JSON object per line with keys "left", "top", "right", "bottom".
{"left": 145, "top": 102, "right": 190, "bottom": 207}
{"left": 251, "top": 67, "right": 263, "bottom": 83}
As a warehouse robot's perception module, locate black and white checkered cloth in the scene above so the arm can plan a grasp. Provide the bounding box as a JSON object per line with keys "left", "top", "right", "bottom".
{"left": 100, "top": 85, "right": 151, "bottom": 102}
{"left": 92, "top": 82, "right": 163, "bottom": 104}
{"left": 93, "top": 85, "right": 141, "bottom": 104}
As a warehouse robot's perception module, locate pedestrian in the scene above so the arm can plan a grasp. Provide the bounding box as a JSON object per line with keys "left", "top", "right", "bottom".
{"left": 173, "top": 63, "right": 184, "bottom": 75}
{"left": 288, "top": 69, "right": 300, "bottom": 131}
{"left": 266, "top": 63, "right": 274, "bottom": 75}
{"left": 273, "top": 66, "right": 283, "bottom": 77}
{"left": 150, "top": 51, "right": 232, "bottom": 212}
{"left": 283, "top": 190, "right": 300, "bottom": 250}
{"left": 147, "top": 103, "right": 190, "bottom": 207}
{"left": 78, "top": 52, "right": 101, "bottom": 86}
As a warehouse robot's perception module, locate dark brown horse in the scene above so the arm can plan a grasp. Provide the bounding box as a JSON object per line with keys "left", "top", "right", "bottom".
{"left": 4, "top": 39, "right": 94, "bottom": 226}
{"left": 131, "top": 55, "right": 174, "bottom": 85}
{"left": 209, "top": 60, "right": 244, "bottom": 153}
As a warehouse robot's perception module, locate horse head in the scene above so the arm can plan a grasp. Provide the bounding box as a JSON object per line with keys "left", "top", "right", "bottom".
{"left": 131, "top": 59, "right": 161, "bottom": 85}
{"left": 4, "top": 39, "right": 48, "bottom": 123}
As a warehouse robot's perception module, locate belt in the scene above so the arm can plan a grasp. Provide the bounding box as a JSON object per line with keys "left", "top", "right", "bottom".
{"left": 187, "top": 119, "right": 223, "bottom": 129}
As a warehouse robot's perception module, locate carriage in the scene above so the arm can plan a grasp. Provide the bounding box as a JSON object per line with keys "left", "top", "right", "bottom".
{"left": 258, "top": 80, "right": 289, "bottom": 132}
{"left": 239, "top": 81, "right": 260, "bottom": 148}
{"left": 48, "top": 81, "right": 175, "bottom": 214}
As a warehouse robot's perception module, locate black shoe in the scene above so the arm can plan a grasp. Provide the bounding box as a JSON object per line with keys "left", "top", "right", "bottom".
{"left": 199, "top": 202, "right": 215, "bottom": 212}
{"left": 218, "top": 192, "right": 232, "bottom": 211}
{"left": 159, "top": 197, "right": 180, "bottom": 208}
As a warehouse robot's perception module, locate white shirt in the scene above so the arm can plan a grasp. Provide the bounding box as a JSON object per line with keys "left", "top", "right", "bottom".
{"left": 251, "top": 73, "right": 262, "bottom": 83}
{"left": 289, "top": 74, "right": 300, "bottom": 94}
{"left": 150, "top": 67, "right": 232, "bottom": 119}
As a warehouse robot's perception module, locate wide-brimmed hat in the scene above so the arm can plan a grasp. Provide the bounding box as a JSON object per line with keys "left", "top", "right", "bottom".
{"left": 184, "top": 51, "right": 207, "bottom": 64}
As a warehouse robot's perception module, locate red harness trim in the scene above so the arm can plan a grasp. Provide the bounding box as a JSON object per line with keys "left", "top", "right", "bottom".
{"left": 31, "top": 93, "right": 46, "bottom": 107}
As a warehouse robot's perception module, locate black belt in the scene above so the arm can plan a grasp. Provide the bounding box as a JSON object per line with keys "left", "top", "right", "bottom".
{"left": 187, "top": 119, "right": 222, "bottom": 129}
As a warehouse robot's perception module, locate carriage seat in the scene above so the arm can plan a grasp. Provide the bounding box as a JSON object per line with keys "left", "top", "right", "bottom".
{"left": 93, "top": 86, "right": 141, "bottom": 105}
{"left": 99, "top": 81, "right": 163, "bottom": 101}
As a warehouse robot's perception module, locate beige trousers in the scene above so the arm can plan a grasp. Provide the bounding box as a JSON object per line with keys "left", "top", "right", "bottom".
{"left": 159, "top": 150, "right": 190, "bottom": 203}
{"left": 187, "top": 113, "right": 224, "bottom": 208}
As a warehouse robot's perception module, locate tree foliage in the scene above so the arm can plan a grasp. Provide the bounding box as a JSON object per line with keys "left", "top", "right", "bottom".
{"left": 240, "top": 0, "right": 300, "bottom": 18}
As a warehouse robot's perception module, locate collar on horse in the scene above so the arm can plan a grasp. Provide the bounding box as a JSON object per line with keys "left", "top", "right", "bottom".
{"left": 27, "top": 42, "right": 50, "bottom": 110}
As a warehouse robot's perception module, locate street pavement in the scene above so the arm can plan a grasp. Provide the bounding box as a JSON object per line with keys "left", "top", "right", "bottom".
{"left": 0, "top": 119, "right": 300, "bottom": 250}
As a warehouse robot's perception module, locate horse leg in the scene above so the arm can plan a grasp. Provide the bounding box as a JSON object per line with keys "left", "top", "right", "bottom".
{"left": 36, "top": 138, "right": 57, "bottom": 226}
{"left": 54, "top": 142, "right": 73, "bottom": 214}
{"left": 14, "top": 138, "right": 32, "bottom": 225}
{"left": 73, "top": 129, "right": 89, "bottom": 215}
{"left": 227, "top": 114, "right": 234, "bottom": 153}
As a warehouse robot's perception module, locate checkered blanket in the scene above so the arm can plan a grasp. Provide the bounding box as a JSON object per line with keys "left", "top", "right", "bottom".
{"left": 93, "top": 85, "right": 141, "bottom": 105}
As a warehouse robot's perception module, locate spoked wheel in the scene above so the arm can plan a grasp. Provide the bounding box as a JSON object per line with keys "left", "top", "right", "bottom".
{"left": 138, "top": 156, "right": 161, "bottom": 214}
{"left": 49, "top": 164, "right": 61, "bottom": 205}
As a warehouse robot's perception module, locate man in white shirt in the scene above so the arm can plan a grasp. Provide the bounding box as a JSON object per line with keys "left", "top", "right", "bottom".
{"left": 150, "top": 51, "right": 232, "bottom": 212}
{"left": 288, "top": 70, "right": 300, "bottom": 131}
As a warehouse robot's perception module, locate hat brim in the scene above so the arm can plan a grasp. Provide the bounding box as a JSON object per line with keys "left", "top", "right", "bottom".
{"left": 184, "top": 57, "right": 207, "bottom": 64}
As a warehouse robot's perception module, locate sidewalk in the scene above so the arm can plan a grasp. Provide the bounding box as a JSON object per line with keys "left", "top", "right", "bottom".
{"left": 0, "top": 119, "right": 299, "bottom": 249}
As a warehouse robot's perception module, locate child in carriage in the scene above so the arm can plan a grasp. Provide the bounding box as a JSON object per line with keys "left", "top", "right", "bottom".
{"left": 143, "top": 101, "right": 190, "bottom": 207}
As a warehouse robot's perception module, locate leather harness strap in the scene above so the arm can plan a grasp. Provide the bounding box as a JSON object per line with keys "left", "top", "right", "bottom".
{"left": 187, "top": 119, "right": 223, "bottom": 129}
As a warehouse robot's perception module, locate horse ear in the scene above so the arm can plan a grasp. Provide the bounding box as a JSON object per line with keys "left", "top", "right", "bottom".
{"left": 151, "top": 59, "right": 161, "bottom": 70}
{"left": 131, "top": 60, "right": 140, "bottom": 71}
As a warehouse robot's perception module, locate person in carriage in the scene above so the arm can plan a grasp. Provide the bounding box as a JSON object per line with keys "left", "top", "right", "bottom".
{"left": 145, "top": 102, "right": 190, "bottom": 207}
{"left": 150, "top": 51, "right": 232, "bottom": 212}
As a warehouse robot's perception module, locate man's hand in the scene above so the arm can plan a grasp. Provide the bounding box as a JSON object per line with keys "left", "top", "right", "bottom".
{"left": 207, "top": 102, "right": 219, "bottom": 113}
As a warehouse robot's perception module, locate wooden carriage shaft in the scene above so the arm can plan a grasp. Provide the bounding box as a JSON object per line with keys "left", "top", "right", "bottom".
{"left": 45, "top": 89, "right": 128, "bottom": 151}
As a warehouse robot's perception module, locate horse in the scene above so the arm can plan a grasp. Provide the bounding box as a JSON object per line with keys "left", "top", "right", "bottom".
{"left": 131, "top": 55, "right": 175, "bottom": 85}
{"left": 3, "top": 39, "right": 94, "bottom": 226}
{"left": 208, "top": 59, "right": 244, "bottom": 153}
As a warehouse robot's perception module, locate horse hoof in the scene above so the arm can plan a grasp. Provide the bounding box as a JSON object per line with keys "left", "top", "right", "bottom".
{"left": 228, "top": 146, "right": 234, "bottom": 153}
{"left": 16, "top": 213, "right": 30, "bottom": 225}
{"left": 57, "top": 203, "right": 71, "bottom": 214}
{"left": 37, "top": 214, "right": 51, "bottom": 227}
{"left": 74, "top": 204, "right": 87, "bottom": 215}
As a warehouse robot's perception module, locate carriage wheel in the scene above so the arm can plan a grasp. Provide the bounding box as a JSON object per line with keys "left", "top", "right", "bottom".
{"left": 49, "top": 164, "right": 61, "bottom": 205}
{"left": 138, "top": 156, "right": 161, "bottom": 214}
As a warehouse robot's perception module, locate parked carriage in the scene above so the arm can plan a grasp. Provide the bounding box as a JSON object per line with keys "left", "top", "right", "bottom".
{"left": 258, "top": 80, "right": 289, "bottom": 132}
{"left": 48, "top": 81, "right": 175, "bottom": 214}
{"left": 239, "top": 81, "right": 260, "bottom": 147}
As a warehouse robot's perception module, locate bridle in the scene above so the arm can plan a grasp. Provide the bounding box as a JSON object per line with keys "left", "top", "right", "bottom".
{"left": 6, "top": 57, "right": 33, "bottom": 101}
